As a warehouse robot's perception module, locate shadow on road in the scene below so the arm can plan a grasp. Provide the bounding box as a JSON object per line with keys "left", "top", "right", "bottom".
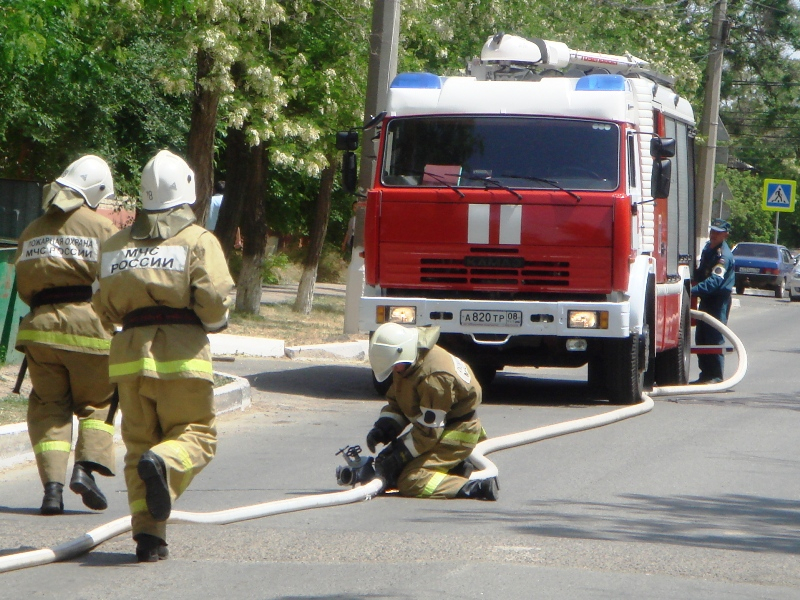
{"left": 243, "top": 363, "right": 610, "bottom": 407}
{"left": 421, "top": 492, "right": 800, "bottom": 555}
{"left": 245, "top": 364, "right": 377, "bottom": 401}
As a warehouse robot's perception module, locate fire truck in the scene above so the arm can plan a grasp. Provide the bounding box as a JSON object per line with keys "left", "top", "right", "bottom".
{"left": 339, "top": 33, "right": 697, "bottom": 404}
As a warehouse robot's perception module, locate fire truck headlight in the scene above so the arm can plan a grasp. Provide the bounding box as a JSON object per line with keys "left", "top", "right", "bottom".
{"left": 567, "top": 310, "right": 608, "bottom": 329}
{"left": 376, "top": 305, "right": 417, "bottom": 324}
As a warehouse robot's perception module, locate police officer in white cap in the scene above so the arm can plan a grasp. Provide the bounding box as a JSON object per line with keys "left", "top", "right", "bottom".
{"left": 97, "top": 150, "right": 234, "bottom": 562}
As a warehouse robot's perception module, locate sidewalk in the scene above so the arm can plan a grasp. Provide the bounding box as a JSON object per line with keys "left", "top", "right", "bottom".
{"left": 0, "top": 282, "right": 367, "bottom": 468}
{"left": 214, "top": 282, "right": 368, "bottom": 360}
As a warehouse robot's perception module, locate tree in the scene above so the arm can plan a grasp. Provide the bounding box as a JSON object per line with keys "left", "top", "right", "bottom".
{"left": 718, "top": 0, "right": 800, "bottom": 246}
{"left": 294, "top": 154, "right": 339, "bottom": 314}
{"left": 721, "top": 166, "right": 774, "bottom": 244}
{"left": 0, "top": 1, "right": 190, "bottom": 192}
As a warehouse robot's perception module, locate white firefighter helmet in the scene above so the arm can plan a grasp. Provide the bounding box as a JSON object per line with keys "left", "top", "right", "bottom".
{"left": 55, "top": 155, "right": 115, "bottom": 208}
{"left": 140, "top": 149, "right": 196, "bottom": 211}
{"left": 369, "top": 323, "right": 419, "bottom": 382}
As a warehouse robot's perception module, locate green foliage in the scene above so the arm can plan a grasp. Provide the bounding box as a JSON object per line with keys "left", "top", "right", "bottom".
{"left": 317, "top": 245, "right": 347, "bottom": 284}
{"left": 226, "top": 249, "right": 291, "bottom": 285}
{"left": 261, "top": 252, "right": 290, "bottom": 285}
{"left": 285, "top": 244, "right": 346, "bottom": 284}
{"left": 721, "top": 168, "right": 774, "bottom": 244}
{"left": 0, "top": 1, "right": 190, "bottom": 195}
{"left": 719, "top": 0, "right": 800, "bottom": 247}
{"left": 2, "top": 0, "right": 800, "bottom": 250}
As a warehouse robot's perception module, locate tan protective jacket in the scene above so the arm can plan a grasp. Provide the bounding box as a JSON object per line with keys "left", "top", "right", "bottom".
{"left": 382, "top": 327, "right": 482, "bottom": 457}
{"left": 96, "top": 210, "right": 234, "bottom": 383}
{"left": 14, "top": 203, "right": 118, "bottom": 355}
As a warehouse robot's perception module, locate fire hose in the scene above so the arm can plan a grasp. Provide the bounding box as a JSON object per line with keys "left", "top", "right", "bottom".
{"left": 0, "top": 309, "right": 745, "bottom": 574}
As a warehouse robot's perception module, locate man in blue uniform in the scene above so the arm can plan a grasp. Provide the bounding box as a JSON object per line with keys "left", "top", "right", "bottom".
{"left": 691, "top": 219, "right": 735, "bottom": 384}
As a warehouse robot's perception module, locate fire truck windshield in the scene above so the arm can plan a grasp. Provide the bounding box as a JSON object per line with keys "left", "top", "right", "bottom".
{"left": 381, "top": 116, "right": 620, "bottom": 192}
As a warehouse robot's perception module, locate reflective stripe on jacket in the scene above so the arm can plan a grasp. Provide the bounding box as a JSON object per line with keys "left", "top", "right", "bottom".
{"left": 383, "top": 332, "right": 482, "bottom": 457}
{"left": 14, "top": 204, "right": 117, "bottom": 354}
{"left": 97, "top": 222, "right": 234, "bottom": 383}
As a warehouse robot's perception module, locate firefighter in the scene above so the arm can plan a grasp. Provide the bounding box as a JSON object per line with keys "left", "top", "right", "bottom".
{"left": 366, "top": 323, "right": 498, "bottom": 500}
{"left": 691, "top": 218, "right": 735, "bottom": 384}
{"left": 14, "top": 155, "right": 119, "bottom": 515}
{"left": 96, "top": 150, "right": 234, "bottom": 562}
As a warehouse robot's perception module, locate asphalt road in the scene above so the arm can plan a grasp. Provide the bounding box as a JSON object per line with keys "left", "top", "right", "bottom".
{"left": 0, "top": 291, "right": 799, "bottom": 599}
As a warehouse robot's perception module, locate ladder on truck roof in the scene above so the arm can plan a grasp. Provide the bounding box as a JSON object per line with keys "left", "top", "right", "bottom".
{"left": 472, "top": 32, "right": 674, "bottom": 88}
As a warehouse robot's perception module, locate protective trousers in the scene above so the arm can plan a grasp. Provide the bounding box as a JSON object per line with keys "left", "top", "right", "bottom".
{"left": 695, "top": 294, "right": 732, "bottom": 381}
{"left": 119, "top": 377, "right": 217, "bottom": 540}
{"left": 397, "top": 417, "right": 483, "bottom": 499}
{"left": 25, "top": 345, "right": 115, "bottom": 486}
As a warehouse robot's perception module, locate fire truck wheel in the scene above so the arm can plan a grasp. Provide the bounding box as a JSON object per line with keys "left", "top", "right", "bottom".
{"left": 655, "top": 289, "right": 690, "bottom": 386}
{"left": 372, "top": 373, "right": 392, "bottom": 397}
{"left": 605, "top": 335, "right": 644, "bottom": 405}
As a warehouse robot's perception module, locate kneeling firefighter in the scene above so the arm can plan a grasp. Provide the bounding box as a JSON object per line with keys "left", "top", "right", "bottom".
{"left": 366, "top": 323, "right": 498, "bottom": 500}
{"left": 97, "top": 150, "right": 234, "bottom": 562}
{"left": 14, "top": 155, "right": 119, "bottom": 515}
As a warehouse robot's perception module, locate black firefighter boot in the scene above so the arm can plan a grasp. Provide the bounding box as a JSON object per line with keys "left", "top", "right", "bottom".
{"left": 69, "top": 462, "right": 108, "bottom": 511}
{"left": 134, "top": 533, "right": 169, "bottom": 563}
{"left": 41, "top": 482, "right": 64, "bottom": 515}
{"left": 456, "top": 477, "right": 500, "bottom": 501}
{"left": 137, "top": 451, "right": 171, "bottom": 521}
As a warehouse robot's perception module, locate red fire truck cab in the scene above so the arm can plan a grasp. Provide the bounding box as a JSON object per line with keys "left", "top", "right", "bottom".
{"left": 342, "top": 34, "right": 697, "bottom": 404}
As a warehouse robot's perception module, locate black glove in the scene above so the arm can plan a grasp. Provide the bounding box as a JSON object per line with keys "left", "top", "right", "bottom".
{"left": 374, "top": 439, "right": 413, "bottom": 490}
{"left": 366, "top": 417, "right": 403, "bottom": 453}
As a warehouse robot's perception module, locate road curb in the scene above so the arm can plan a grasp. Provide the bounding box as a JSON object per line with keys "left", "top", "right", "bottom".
{"left": 0, "top": 372, "right": 250, "bottom": 470}
{"left": 284, "top": 340, "right": 368, "bottom": 361}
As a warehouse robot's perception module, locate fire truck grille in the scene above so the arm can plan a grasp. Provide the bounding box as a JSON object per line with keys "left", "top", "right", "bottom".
{"left": 419, "top": 257, "right": 570, "bottom": 287}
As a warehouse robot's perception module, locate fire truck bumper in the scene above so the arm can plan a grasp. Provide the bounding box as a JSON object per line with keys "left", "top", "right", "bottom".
{"left": 359, "top": 296, "right": 631, "bottom": 339}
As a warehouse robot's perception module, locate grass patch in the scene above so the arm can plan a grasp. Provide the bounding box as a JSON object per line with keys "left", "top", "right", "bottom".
{"left": 213, "top": 373, "right": 236, "bottom": 387}
{"left": 0, "top": 394, "right": 27, "bottom": 426}
{"left": 0, "top": 378, "right": 238, "bottom": 427}
{"left": 226, "top": 296, "right": 359, "bottom": 347}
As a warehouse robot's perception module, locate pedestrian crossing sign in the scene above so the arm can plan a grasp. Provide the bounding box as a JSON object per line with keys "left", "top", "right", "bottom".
{"left": 762, "top": 179, "right": 796, "bottom": 212}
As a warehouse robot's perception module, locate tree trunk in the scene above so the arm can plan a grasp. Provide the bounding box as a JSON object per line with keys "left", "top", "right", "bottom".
{"left": 234, "top": 139, "right": 269, "bottom": 314}
{"left": 293, "top": 154, "right": 339, "bottom": 315}
{"left": 236, "top": 251, "right": 265, "bottom": 313}
{"left": 187, "top": 48, "right": 221, "bottom": 227}
{"left": 215, "top": 126, "right": 247, "bottom": 256}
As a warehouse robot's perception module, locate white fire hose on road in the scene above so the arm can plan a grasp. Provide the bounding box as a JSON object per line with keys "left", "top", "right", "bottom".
{"left": 0, "top": 310, "right": 745, "bottom": 574}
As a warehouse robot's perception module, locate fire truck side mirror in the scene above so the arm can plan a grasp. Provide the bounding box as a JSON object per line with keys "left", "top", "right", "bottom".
{"left": 650, "top": 136, "right": 675, "bottom": 159}
{"left": 651, "top": 159, "right": 672, "bottom": 199}
{"left": 336, "top": 130, "right": 359, "bottom": 151}
{"left": 342, "top": 151, "right": 358, "bottom": 194}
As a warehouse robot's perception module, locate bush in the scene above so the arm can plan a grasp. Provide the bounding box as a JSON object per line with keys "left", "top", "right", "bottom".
{"left": 226, "top": 250, "right": 292, "bottom": 285}
{"left": 261, "top": 252, "right": 290, "bottom": 284}
{"left": 226, "top": 245, "right": 345, "bottom": 286}
{"left": 317, "top": 246, "right": 347, "bottom": 283}
{"left": 284, "top": 244, "right": 347, "bottom": 284}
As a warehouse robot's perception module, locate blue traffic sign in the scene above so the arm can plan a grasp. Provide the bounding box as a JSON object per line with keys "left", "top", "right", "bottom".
{"left": 762, "top": 179, "right": 796, "bottom": 212}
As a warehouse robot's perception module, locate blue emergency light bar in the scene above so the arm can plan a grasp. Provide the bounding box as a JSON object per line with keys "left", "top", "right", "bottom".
{"left": 390, "top": 73, "right": 443, "bottom": 89}
{"left": 575, "top": 74, "right": 627, "bottom": 91}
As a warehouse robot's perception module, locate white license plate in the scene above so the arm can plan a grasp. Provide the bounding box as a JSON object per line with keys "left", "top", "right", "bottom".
{"left": 739, "top": 267, "right": 760, "bottom": 274}
{"left": 460, "top": 309, "right": 523, "bottom": 327}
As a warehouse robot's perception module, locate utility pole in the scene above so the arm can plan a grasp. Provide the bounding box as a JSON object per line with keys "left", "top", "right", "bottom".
{"left": 344, "top": 0, "right": 402, "bottom": 333}
{"left": 695, "top": 0, "right": 729, "bottom": 252}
